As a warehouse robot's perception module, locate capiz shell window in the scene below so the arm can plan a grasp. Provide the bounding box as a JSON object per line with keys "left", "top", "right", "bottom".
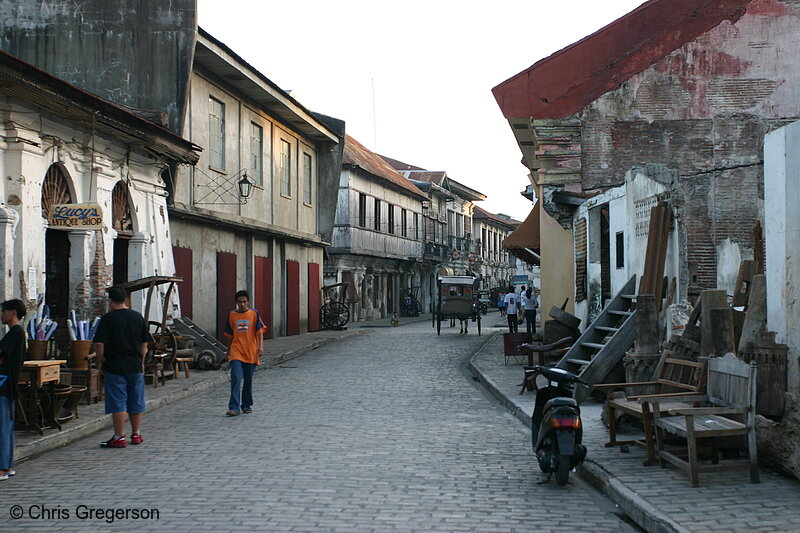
{"left": 303, "top": 152, "right": 312, "bottom": 205}
{"left": 280, "top": 139, "right": 291, "bottom": 197}
{"left": 209, "top": 96, "right": 225, "bottom": 170}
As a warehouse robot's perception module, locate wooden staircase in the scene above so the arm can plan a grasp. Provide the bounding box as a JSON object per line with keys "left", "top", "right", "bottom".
{"left": 557, "top": 275, "right": 637, "bottom": 404}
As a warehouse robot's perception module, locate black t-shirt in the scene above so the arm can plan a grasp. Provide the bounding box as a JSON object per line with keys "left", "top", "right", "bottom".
{"left": 0, "top": 324, "right": 25, "bottom": 399}
{"left": 93, "top": 308, "right": 150, "bottom": 375}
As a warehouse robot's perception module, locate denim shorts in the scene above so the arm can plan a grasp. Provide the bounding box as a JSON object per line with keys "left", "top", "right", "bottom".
{"left": 103, "top": 371, "right": 146, "bottom": 415}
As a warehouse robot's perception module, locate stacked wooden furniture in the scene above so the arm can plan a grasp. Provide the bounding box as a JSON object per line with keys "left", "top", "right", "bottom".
{"left": 648, "top": 353, "right": 759, "bottom": 487}
{"left": 595, "top": 355, "right": 707, "bottom": 465}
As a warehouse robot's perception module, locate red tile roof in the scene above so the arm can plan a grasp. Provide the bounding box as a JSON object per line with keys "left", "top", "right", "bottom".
{"left": 492, "top": 0, "right": 752, "bottom": 119}
{"left": 343, "top": 135, "right": 427, "bottom": 200}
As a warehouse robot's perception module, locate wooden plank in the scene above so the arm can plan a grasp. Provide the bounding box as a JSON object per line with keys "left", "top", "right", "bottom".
{"left": 732, "top": 260, "right": 757, "bottom": 308}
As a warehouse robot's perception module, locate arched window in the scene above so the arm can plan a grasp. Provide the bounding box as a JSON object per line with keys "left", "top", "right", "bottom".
{"left": 112, "top": 181, "right": 134, "bottom": 236}
{"left": 41, "top": 164, "right": 72, "bottom": 218}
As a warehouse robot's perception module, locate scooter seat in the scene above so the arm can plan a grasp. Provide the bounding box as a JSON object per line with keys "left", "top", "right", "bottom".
{"left": 544, "top": 397, "right": 578, "bottom": 410}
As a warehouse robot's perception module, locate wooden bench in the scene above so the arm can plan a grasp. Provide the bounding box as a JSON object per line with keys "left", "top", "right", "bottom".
{"left": 594, "top": 355, "right": 707, "bottom": 465}
{"left": 649, "top": 353, "right": 758, "bottom": 487}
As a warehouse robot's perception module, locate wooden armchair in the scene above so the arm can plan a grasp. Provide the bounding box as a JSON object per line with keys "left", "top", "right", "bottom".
{"left": 593, "top": 355, "right": 707, "bottom": 465}
{"left": 648, "top": 353, "right": 758, "bottom": 487}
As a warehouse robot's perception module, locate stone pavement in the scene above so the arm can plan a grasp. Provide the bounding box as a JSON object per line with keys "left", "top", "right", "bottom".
{"left": 13, "top": 326, "right": 372, "bottom": 463}
{"left": 469, "top": 325, "right": 800, "bottom": 533}
{"left": 3, "top": 314, "right": 637, "bottom": 532}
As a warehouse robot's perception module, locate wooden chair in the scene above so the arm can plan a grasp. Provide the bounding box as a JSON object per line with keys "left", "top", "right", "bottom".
{"left": 648, "top": 353, "right": 759, "bottom": 487}
{"left": 593, "top": 355, "right": 707, "bottom": 465}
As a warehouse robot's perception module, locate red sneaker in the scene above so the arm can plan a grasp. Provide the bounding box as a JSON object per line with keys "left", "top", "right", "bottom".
{"left": 130, "top": 433, "right": 143, "bottom": 445}
{"left": 100, "top": 435, "right": 127, "bottom": 448}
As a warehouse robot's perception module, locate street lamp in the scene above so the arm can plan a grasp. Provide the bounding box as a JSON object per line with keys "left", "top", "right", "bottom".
{"left": 238, "top": 171, "right": 254, "bottom": 203}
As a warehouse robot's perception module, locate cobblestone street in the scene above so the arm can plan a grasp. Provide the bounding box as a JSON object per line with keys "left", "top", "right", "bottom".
{"left": 0, "top": 320, "right": 635, "bottom": 532}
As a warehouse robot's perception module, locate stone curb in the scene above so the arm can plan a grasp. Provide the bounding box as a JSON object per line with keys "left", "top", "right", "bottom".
{"left": 467, "top": 340, "right": 688, "bottom": 533}
{"left": 15, "top": 329, "right": 371, "bottom": 464}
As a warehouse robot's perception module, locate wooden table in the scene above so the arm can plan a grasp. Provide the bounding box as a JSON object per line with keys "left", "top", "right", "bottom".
{"left": 18, "top": 360, "right": 67, "bottom": 434}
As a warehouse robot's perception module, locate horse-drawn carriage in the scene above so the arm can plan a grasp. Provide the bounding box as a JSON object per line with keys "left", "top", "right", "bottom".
{"left": 432, "top": 275, "right": 481, "bottom": 335}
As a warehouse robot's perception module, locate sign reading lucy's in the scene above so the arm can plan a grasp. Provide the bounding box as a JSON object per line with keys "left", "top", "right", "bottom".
{"left": 48, "top": 203, "right": 103, "bottom": 229}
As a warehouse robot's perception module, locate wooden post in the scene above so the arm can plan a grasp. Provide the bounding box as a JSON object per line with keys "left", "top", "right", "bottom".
{"left": 700, "top": 290, "right": 728, "bottom": 356}
{"left": 636, "top": 294, "right": 660, "bottom": 354}
{"left": 709, "top": 307, "right": 736, "bottom": 357}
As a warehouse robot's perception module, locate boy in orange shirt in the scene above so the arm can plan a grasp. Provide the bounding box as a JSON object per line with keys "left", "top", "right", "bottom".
{"left": 222, "top": 290, "right": 266, "bottom": 416}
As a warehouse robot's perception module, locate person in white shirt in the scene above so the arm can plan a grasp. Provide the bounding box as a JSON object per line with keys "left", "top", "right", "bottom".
{"left": 521, "top": 287, "right": 539, "bottom": 335}
{"left": 503, "top": 287, "right": 519, "bottom": 333}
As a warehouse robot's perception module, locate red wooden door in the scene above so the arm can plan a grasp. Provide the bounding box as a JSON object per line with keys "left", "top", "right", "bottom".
{"left": 216, "top": 252, "right": 237, "bottom": 340}
{"left": 255, "top": 256, "right": 273, "bottom": 339}
{"left": 286, "top": 260, "right": 300, "bottom": 336}
{"left": 307, "top": 262, "right": 320, "bottom": 332}
{"left": 173, "top": 246, "right": 193, "bottom": 319}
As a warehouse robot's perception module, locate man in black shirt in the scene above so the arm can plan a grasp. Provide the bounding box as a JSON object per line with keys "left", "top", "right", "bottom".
{"left": 93, "top": 286, "right": 150, "bottom": 448}
{"left": 0, "top": 299, "right": 26, "bottom": 480}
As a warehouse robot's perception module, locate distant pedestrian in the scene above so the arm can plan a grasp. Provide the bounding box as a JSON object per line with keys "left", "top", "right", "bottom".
{"left": 498, "top": 291, "right": 507, "bottom": 316}
{"left": 0, "top": 299, "right": 25, "bottom": 480}
{"left": 521, "top": 287, "right": 539, "bottom": 335}
{"left": 504, "top": 287, "right": 519, "bottom": 333}
{"left": 222, "top": 290, "right": 266, "bottom": 417}
{"left": 94, "top": 286, "right": 150, "bottom": 449}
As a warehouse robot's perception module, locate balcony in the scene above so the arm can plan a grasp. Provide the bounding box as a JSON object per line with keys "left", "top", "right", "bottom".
{"left": 447, "top": 235, "right": 471, "bottom": 252}
{"left": 424, "top": 242, "right": 449, "bottom": 260}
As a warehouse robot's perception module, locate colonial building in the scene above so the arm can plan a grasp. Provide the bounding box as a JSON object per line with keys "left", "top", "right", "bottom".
{"left": 0, "top": 50, "right": 198, "bottom": 339}
{"left": 326, "top": 136, "right": 427, "bottom": 321}
{"left": 382, "top": 157, "right": 486, "bottom": 309}
{"left": 169, "top": 29, "right": 341, "bottom": 339}
{"left": 471, "top": 206, "right": 518, "bottom": 292}
{"left": 493, "top": 0, "right": 800, "bottom": 390}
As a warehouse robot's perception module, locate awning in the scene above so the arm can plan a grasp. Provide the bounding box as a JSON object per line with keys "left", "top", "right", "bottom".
{"left": 502, "top": 202, "right": 540, "bottom": 265}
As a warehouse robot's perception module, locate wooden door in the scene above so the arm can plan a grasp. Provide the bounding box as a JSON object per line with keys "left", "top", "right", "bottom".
{"left": 173, "top": 246, "right": 193, "bottom": 319}
{"left": 216, "top": 252, "right": 237, "bottom": 340}
{"left": 45, "top": 229, "right": 70, "bottom": 319}
{"left": 307, "top": 262, "right": 320, "bottom": 332}
{"left": 286, "top": 260, "right": 300, "bottom": 336}
{"left": 254, "top": 256, "right": 273, "bottom": 339}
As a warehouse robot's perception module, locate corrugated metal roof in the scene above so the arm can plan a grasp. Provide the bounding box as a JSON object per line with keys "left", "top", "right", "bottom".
{"left": 343, "top": 135, "right": 427, "bottom": 200}
{"left": 379, "top": 155, "right": 426, "bottom": 171}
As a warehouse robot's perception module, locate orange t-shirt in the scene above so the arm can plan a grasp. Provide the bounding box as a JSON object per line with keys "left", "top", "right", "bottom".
{"left": 224, "top": 309, "right": 267, "bottom": 365}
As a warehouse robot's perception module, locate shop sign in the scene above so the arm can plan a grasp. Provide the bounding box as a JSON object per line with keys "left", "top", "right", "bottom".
{"left": 48, "top": 203, "right": 104, "bottom": 229}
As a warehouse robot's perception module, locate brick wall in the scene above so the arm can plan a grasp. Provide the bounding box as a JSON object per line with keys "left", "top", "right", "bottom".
{"left": 89, "top": 236, "right": 112, "bottom": 317}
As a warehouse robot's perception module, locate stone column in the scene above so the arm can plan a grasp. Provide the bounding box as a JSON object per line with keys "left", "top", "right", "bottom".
{"left": 0, "top": 208, "right": 16, "bottom": 301}
{"left": 68, "top": 230, "right": 93, "bottom": 312}
{"left": 127, "top": 232, "right": 149, "bottom": 315}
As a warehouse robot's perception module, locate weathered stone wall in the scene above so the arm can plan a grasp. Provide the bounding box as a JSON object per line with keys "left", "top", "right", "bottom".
{"left": 0, "top": 0, "right": 196, "bottom": 134}
{"left": 576, "top": 2, "right": 800, "bottom": 290}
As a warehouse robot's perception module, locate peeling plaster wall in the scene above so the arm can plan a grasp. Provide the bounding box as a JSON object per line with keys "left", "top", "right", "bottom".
{"left": 579, "top": 1, "right": 800, "bottom": 290}
{"left": 0, "top": 94, "right": 174, "bottom": 320}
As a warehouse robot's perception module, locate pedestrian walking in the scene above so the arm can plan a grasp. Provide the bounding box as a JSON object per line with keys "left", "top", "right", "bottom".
{"left": 93, "top": 286, "right": 150, "bottom": 449}
{"left": 498, "top": 291, "right": 506, "bottom": 316}
{"left": 0, "top": 299, "right": 25, "bottom": 480}
{"left": 504, "top": 287, "right": 519, "bottom": 333}
{"left": 222, "top": 290, "right": 266, "bottom": 417}
{"left": 521, "top": 287, "right": 539, "bottom": 335}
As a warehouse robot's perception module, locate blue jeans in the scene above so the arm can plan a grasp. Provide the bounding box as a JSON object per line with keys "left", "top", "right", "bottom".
{"left": 524, "top": 309, "right": 537, "bottom": 335}
{"left": 0, "top": 395, "right": 14, "bottom": 470}
{"left": 228, "top": 360, "right": 256, "bottom": 412}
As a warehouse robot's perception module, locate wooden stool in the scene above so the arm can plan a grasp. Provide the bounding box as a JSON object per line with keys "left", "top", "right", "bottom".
{"left": 174, "top": 357, "right": 192, "bottom": 378}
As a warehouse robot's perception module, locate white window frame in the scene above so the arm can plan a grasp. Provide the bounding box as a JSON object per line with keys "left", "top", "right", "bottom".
{"left": 208, "top": 96, "right": 225, "bottom": 171}
{"left": 250, "top": 122, "right": 263, "bottom": 186}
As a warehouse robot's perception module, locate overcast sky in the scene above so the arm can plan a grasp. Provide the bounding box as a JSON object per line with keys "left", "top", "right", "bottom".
{"left": 197, "top": 0, "right": 646, "bottom": 221}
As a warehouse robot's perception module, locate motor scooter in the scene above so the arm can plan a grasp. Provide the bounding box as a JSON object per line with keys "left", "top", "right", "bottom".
{"left": 522, "top": 364, "right": 588, "bottom": 485}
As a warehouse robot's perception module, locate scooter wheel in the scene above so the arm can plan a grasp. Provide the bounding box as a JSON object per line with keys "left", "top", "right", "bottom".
{"left": 556, "top": 455, "right": 571, "bottom": 486}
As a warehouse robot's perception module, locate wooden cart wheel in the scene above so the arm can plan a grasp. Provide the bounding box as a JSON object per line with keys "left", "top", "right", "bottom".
{"left": 148, "top": 321, "right": 177, "bottom": 359}
{"left": 321, "top": 301, "right": 350, "bottom": 329}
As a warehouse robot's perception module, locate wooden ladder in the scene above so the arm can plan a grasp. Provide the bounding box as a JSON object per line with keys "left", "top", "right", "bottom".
{"left": 556, "top": 275, "right": 637, "bottom": 404}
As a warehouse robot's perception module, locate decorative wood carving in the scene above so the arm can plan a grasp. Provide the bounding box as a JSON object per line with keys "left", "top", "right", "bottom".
{"left": 112, "top": 182, "right": 133, "bottom": 236}
{"left": 41, "top": 165, "right": 72, "bottom": 219}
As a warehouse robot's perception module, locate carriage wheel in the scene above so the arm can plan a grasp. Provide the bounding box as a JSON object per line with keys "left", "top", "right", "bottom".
{"left": 148, "top": 321, "right": 177, "bottom": 359}
{"left": 321, "top": 301, "right": 350, "bottom": 329}
{"left": 477, "top": 315, "right": 481, "bottom": 336}
{"left": 436, "top": 315, "right": 441, "bottom": 335}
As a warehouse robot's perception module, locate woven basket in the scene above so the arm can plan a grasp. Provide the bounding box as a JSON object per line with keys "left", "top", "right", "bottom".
{"left": 27, "top": 340, "right": 49, "bottom": 360}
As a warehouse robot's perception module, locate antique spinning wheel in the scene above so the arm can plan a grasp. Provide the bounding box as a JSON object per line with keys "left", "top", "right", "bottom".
{"left": 112, "top": 181, "right": 133, "bottom": 236}
{"left": 41, "top": 164, "right": 72, "bottom": 218}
